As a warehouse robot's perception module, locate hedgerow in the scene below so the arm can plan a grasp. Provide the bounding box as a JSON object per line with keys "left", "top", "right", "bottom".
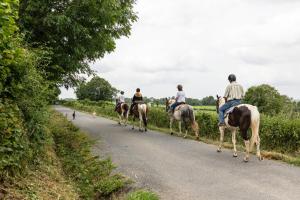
{"left": 63, "top": 100, "right": 300, "bottom": 154}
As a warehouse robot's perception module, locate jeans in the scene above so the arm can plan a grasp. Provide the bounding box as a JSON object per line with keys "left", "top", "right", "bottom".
{"left": 218, "top": 99, "right": 241, "bottom": 123}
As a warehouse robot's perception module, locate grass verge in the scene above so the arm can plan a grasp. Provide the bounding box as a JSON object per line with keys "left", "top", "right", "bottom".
{"left": 1, "top": 110, "right": 160, "bottom": 199}
{"left": 126, "top": 190, "right": 159, "bottom": 200}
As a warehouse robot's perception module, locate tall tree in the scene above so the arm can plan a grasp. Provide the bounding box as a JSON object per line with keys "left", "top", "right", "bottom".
{"left": 75, "top": 76, "right": 117, "bottom": 101}
{"left": 243, "top": 84, "right": 289, "bottom": 116}
{"left": 19, "top": 0, "right": 137, "bottom": 87}
{"left": 201, "top": 96, "right": 215, "bottom": 105}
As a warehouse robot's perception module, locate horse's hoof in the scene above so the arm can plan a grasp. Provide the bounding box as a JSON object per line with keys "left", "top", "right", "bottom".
{"left": 145, "top": 129, "right": 147, "bottom": 132}
{"left": 170, "top": 132, "right": 174, "bottom": 135}
{"left": 243, "top": 157, "right": 249, "bottom": 162}
{"left": 196, "top": 136, "right": 200, "bottom": 141}
{"left": 217, "top": 149, "right": 222, "bottom": 153}
{"left": 233, "top": 153, "right": 238, "bottom": 157}
{"left": 183, "top": 136, "right": 187, "bottom": 139}
{"left": 132, "top": 127, "right": 134, "bottom": 130}
{"left": 258, "top": 156, "right": 263, "bottom": 161}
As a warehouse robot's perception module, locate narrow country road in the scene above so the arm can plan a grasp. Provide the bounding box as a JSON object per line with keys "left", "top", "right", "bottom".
{"left": 55, "top": 106, "right": 300, "bottom": 200}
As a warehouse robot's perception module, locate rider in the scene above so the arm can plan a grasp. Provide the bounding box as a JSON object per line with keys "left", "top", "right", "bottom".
{"left": 130, "top": 88, "right": 143, "bottom": 115}
{"left": 170, "top": 84, "right": 186, "bottom": 112}
{"left": 218, "top": 74, "right": 244, "bottom": 126}
{"left": 114, "top": 91, "right": 125, "bottom": 111}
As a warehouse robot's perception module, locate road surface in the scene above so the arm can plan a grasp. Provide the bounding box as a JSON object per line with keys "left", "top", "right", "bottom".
{"left": 55, "top": 106, "right": 300, "bottom": 200}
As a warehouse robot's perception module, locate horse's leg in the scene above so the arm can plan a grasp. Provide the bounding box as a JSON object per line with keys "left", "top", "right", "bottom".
{"left": 256, "top": 134, "right": 263, "bottom": 161}
{"left": 183, "top": 122, "right": 188, "bottom": 138}
{"left": 178, "top": 121, "right": 182, "bottom": 136}
{"left": 244, "top": 140, "right": 250, "bottom": 162}
{"left": 170, "top": 118, "right": 174, "bottom": 135}
{"left": 139, "top": 112, "right": 143, "bottom": 132}
{"left": 217, "top": 127, "right": 225, "bottom": 152}
{"left": 132, "top": 117, "right": 135, "bottom": 130}
{"left": 232, "top": 129, "right": 238, "bottom": 157}
{"left": 118, "top": 114, "right": 121, "bottom": 125}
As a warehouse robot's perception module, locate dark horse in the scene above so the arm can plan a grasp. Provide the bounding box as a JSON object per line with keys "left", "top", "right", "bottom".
{"left": 115, "top": 103, "right": 129, "bottom": 126}
{"left": 216, "top": 95, "right": 262, "bottom": 162}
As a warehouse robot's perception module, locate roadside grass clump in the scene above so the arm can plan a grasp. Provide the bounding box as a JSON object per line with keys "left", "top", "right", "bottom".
{"left": 127, "top": 190, "right": 159, "bottom": 200}
{"left": 49, "top": 111, "right": 127, "bottom": 199}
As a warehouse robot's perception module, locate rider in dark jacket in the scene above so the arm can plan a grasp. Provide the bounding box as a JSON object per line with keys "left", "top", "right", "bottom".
{"left": 130, "top": 88, "right": 143, "bottom": 115}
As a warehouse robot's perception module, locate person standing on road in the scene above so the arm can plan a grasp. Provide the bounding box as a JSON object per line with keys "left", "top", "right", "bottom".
{"left": 72, "top": 111, "right": 76, "bottom": 120}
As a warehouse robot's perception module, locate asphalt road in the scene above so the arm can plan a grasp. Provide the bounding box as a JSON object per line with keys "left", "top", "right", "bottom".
{"left": 55, "top": 106, "right": 300, "bottom": 200}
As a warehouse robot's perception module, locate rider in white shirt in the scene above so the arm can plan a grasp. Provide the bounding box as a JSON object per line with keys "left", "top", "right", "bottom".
{"left": 170, "top": 84, "right": 186, "bottom": 112}
{"left": 115, "top": 91, "right": 125, "bottom": 111}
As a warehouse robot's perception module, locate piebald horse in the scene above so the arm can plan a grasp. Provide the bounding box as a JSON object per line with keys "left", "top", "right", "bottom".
{"left": 116, "top": 103, "right": 129, "bottom": 125}
{"left": 131, "top": 102, "right": 148, "bottom": 132}
{"left": 216, "top": 96, "right": 262, "bottom": 162}
{"left": 165, "top": 99, "right": 199, "bottom": 140}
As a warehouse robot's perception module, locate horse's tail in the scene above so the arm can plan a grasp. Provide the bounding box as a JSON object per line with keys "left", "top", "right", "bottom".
{"left": 142, "top": 105, "right": 148, "bottom": 127}
{"left": 250, "top": 106, "right": 260, "bottom": 152}
{"left": 123, "top": 104, "right": 129, "bottom": 118}
{"left": 188, "top": 107, "right": 199, "bottom": 137}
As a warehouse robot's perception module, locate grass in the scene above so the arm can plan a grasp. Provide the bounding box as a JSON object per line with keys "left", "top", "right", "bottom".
{"left": 49, "top": 111, "right": 130, "bottom": 199}
{"left": 1, "top": 110, "right": 148, "bottom": 200}
{"left": 0, "top": 128, "right": 79, "bottom": 199}
{"left": 126, "top": 190, "right": 159, "bottom": 200}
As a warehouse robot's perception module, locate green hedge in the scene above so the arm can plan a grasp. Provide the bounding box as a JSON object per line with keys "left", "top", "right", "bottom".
{"left": 62, "top": 100, "right": 300, "bottom": 153}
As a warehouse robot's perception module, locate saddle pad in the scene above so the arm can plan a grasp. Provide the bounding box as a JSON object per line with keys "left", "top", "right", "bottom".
{"left": 174, "top": 104, "right": 186, "bottom": 111}
{"left": 224, "top": 106, "right": 236, "bottom": 118}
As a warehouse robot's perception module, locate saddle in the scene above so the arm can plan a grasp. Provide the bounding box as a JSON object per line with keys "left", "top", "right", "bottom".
{"left": 174, "top": 102, "right": 186, "bottom": 111}
{"left": 224, "top": 105, "right": 239, "bottom": 118}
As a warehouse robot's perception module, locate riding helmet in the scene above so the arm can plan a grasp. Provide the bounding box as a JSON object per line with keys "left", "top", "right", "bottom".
{"left": 120, "top": 91, "right": 124, "bottom": 95}
{"left": 177, "top": 84, "right": 183, "bottom": 91}
{"left": 228, "top": 74, "right": 236, "bottom": 82}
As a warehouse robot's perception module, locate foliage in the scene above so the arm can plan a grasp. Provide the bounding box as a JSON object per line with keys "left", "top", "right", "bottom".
{"left": 0, "top": 0, "right": 58, "bottom": 179}
{"left": 200, "top": 96, "right": 215, "bottom": 105}
{"left": 185, "top": 98, "right": 201, "bottom": 106}
{"left": 127, "top": 190, "right": 159, "bottom": 200}
{"left": 75, "top": 76, "right": 118, "bottom": 101}
{"left": 244, "top": 84, "right": 291, "bottom": 116}
{"left": 0, "top": 99, "right": 30, "bottom": 178}
{"left": 19, "top": 0, "right": 137, "bottom": 87}
{"left": 50, "top": 111, "right": 126, "bottom": 199}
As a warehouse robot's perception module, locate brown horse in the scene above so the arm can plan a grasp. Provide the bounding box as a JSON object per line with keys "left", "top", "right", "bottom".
{"left": 216, "top": 95, "right": 262, "bottom": 162}
{"left": 131, "top": 103, "right": 148, "bottom": 132}
{"left": 165, "top": 99, "right": 199, "bottom": 140}
{"left": 116, "top": 103, "right": 129, "bottom": 126}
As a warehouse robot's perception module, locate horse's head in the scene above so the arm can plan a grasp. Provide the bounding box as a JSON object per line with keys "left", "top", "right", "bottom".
{"left": 165, "top": 98, "right": 175, "bottom": 112}
{"left": 216, "top": 95, "right": 226, "bottom": 113}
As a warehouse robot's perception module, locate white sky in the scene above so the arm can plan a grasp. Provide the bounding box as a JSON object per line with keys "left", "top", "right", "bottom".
{"left": 60, "top": 0, "right": 300, "bottom": 100}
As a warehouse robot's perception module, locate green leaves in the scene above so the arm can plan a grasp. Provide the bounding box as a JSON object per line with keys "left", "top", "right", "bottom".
{"left": 19, "top": 0, "right": 137, "bottom": 86}
{"left": 75, "top": 76, "right": 118, "bottom": 101}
